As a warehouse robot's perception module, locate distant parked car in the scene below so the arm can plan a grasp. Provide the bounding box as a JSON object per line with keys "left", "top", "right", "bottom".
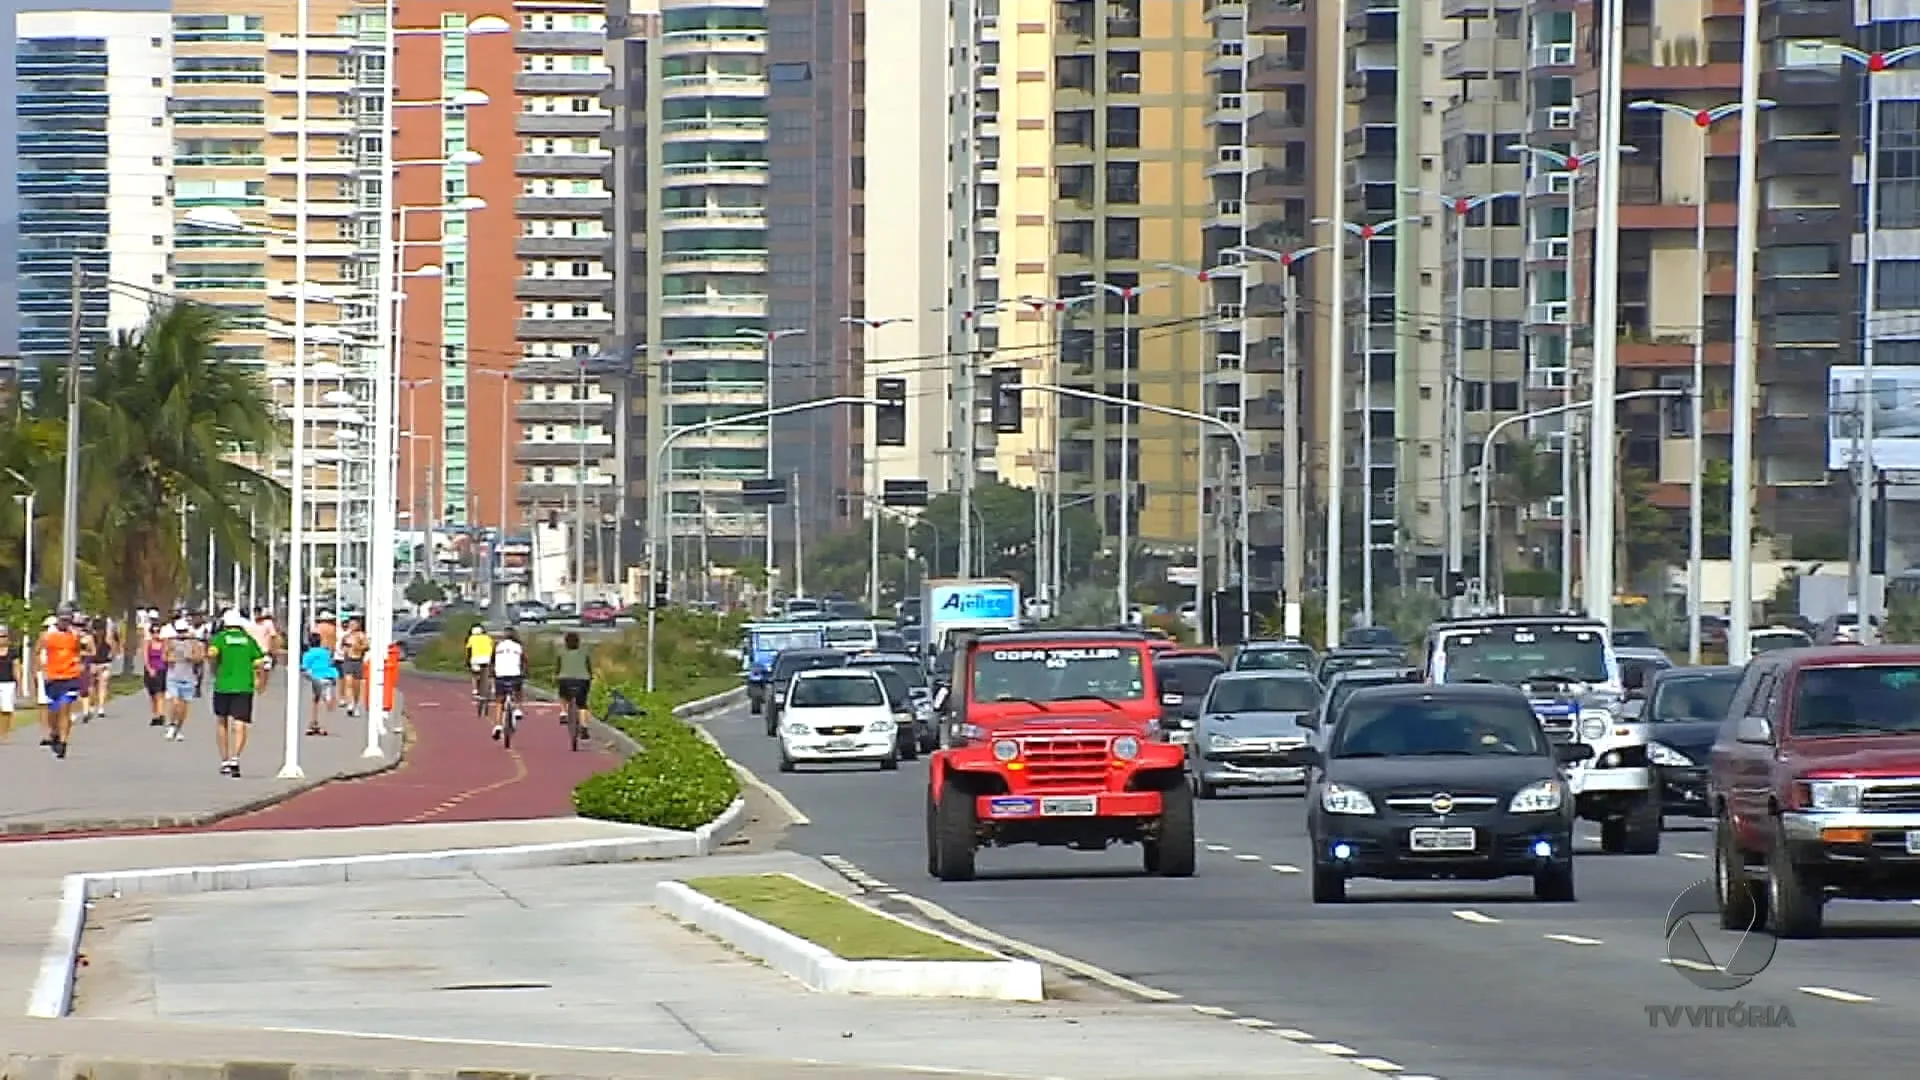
{"left": 511, "top": 600, "right": 550, "bottom": 625}
{"left": 580, "top": 601, "right": 619, "bottom": 627}
{"left": 396, "top": 617, "right": 445, "bottom": 658}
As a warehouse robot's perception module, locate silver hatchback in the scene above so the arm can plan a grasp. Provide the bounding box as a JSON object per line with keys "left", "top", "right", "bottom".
{"left": 1187, "top": 671, "right": 1322, "bottom": 798}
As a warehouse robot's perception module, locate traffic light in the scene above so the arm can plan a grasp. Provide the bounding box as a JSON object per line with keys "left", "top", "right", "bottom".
{"left": 882, "top": 478, "right": 930, "bottom": 507}
{"left": 651, "top": 570, "right": 668, "bottom": 608}
{"left": 874, "top": 377, "right": 907, "bottom": 447}
{"left": 991, "top": 368, "right": 1023, "bottom": 433}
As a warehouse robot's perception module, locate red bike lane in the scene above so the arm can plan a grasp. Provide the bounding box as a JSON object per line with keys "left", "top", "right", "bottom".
{"left": 209, "top": 674, "right": 618, "bottom": 830}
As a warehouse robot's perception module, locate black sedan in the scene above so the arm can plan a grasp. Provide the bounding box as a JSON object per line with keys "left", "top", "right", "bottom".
{"left": 1304, "top": 683, "right": 1592, "bottom": 903}
{"left": 1640, "top": 665, "right": 1742, "bottom": 818}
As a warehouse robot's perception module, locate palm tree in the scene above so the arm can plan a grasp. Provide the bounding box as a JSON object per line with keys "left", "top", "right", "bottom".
{"left": 1490, "top": 437, "right": 1561, "bottom": 577}
{"left": 75, "top": 302, "right": 283, "bottom": 610}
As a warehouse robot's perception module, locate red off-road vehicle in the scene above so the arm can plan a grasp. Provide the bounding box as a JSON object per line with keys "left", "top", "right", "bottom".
{"left": 924, "top": 630, "right": 1195, "bottom": 881}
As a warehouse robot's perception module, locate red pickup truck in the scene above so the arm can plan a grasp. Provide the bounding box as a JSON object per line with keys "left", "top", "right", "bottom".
{"left": 1709, "top": 645, "right": 1920, "bottom": 937}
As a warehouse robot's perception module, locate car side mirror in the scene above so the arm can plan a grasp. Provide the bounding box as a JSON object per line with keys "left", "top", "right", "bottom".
{"left": 1735, "top": 714, "right": 1773, "bottom": 745}
{"left": 1621, "top": 667, "right": 1646, "bottom": 693}
{"left": 1553, "top": 742, "right": 1596, "bottom": 764}
{"left": 1620, "top": 699, "right": 1644, "bottom": 720}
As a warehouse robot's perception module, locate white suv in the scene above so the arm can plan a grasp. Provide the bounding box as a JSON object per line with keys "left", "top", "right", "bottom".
{"left": 777, "top": 669, "right": 901, "bottom": 773}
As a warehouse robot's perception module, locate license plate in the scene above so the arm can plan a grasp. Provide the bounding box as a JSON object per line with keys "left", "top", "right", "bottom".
{"left": 1408, "top": 827, "right": 1477, "bottom": 852}
{"left": 826, "top": 737, "right": 856, "bottom": 750}
{"left": 1906, "top": 830, "right": 1920, "bottom": 855}
{"left": 1040, "top": 796, "right": 1098, "bottom": 816}
{"left": 1248, "top": 768, "right": 1300, "bottom": 783}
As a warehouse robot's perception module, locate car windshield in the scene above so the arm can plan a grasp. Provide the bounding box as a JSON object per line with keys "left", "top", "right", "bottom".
{"left": 852, "top": 659, "right": 927, "bottom": 689}
{"left": 1322, "top": 653, "right": 1399, "bottom": 676}
{"left": 971, "top": 644, "right": 1147, "bottom": 702}
{"left": 825, "top": 623, "right": 874, "bottom": 644}
{"left": 1437, "top": 626, "right": 1610, "bottom": 685}
{"left": 1158, "top": 661, "right": 1225, "bottom": 695}
{"left": 1647, "top": 673, "right": 1740, "bottom": 723}
{"left": 1331, "top": 697, "right": 1548, "bottom": 758}
{"left": 1207, "top": 677, "right": 1320, "bottom": 713}
{"left": 1344, "top": 627, "right": 1399, "bottom": 647}
{"left": 1612, "top": 629, "right": 1657, "bottom": 648}
{"left": 1237, "top": 648, "right": 1314, "bottom": 672}
{"left": 790, "top": 674, "right": 885, "bottom": 708}
{"left": 753, "top": 628, "right": 823, "bottom": 653}
{"left": 775, "top": 654, "right": 843, "bottom": 680}
{"left": 1792, "top": 665, "right": 1920, "bottom": 737}
{"left": 1327, "top": 677, "right": 1401, "bottom": 718}
{"left": 1752, "top": 631, "right": 1812, "bottom": 653}
{"left": 871, "top": 668, "right": 912, "bottom": 706}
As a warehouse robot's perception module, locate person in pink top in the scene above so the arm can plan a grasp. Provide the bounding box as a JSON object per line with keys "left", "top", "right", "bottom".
{"left": 249, "top": 609, "right": 277, "bottom": 693}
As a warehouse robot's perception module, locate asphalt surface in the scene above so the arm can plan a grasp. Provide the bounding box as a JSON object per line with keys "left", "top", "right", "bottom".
{"left": 706, "top": 705, "right": 1920, "bottom": 1080}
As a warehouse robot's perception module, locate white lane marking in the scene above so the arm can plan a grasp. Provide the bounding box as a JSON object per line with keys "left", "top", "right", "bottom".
{"left": 1232, "top": 1017, "right": 1274, "bottom": 1028}
{"left": 1273, "top": 1028, "right": 1316, "bottom": 1041}
{"left": 1311, "top": 1043, "right": 1358, "bottom": 1056}
{"left": 1663, "top": 957, "right": 1719, "bottom": 973}
{"left": 1544, "top": 933, "right": 1604, "bottom": 946}
{"left": 1451, "top": 909, "right": 1501, "bottom": 924}
{"left": 1192, "top": 1004, "right": 1236, "bottom": 1017}
{"left": 1353, "top": 1060, "right": 1404, "bottom": 1073}
{"left": 1270, "top": 863, "right": 1301, "bottom": 874}
{"left": 1799, "top": 986, "right": 1876, "bottom": 1004}
{"left": 1205, "top": 844, "right": 1233, "bottom": 853}
{"left": 1234, "top": 853, "right": 1261, "bottom": 862}
{"left": 731, "top": 760, "right": 811, "bottom": 825}
{"left": 1673, "top": 852, "right": 1707, "bottom": 861}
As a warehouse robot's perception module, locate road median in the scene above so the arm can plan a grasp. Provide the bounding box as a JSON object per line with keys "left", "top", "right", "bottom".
{"left": 656, "top": 872, "right": 1043, "bottom": 1001}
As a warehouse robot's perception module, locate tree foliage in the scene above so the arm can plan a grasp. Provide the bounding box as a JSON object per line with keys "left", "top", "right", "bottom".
{"left": 0, "top": 302, "right": 282, "bottom": 614}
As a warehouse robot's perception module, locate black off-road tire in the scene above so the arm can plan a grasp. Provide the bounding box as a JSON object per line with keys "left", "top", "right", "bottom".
{"left": 1767, "top": 823, "right": 1824, "bottom": 938}
{"left": 932, "top": 779, "right": 977, "bottom": 881}
{"left": 1622, "top": 788, "right": 1663, "bottom": 855}
{"left": 1145, "top": 784, "right": 1197, "bottom": 877}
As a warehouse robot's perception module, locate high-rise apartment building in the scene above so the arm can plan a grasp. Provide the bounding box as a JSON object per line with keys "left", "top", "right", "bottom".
{"left": 14, "top": 11, "right": 172, "bottom": 376}
{"left": 953, "top": 0, "right": 1217, "bottom": 574}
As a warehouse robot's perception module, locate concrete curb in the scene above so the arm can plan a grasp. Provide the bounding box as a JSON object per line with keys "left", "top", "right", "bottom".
{"left": 26, "top": 832, "right": 702, "bottom": 1020}
{"left": 0, "top": 702, "right": 408, "bottom": 838}
{"left": 654, "top": 876, "right": 1044, "bottom": 1002}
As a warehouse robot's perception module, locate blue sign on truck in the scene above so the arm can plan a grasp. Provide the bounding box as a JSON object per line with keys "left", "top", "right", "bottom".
{"left": 929, "top": 582, "right": 1019, "bottom": 623}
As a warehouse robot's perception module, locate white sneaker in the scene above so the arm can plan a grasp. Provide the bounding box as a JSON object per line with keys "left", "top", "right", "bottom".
{"left": 490, "top": 725, "right": 503, "bottom": 741}
{"left": 165, "top": 723, "right": 181, "bottom": 741}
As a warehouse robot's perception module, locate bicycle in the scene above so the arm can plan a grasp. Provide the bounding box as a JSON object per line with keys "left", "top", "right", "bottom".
{"left": 472, "top": 666, "right": 493, "bottom": 716}
{"left": 499, "top": 684, "right": 523, "bottom": 749}
{"left": 564, "top": 692, "right": 582, "bottom": 752}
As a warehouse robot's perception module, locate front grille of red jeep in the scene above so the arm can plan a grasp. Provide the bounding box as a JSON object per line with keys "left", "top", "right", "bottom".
{"left": 1019, "top": 735, "right": 1111, "bottom": 790}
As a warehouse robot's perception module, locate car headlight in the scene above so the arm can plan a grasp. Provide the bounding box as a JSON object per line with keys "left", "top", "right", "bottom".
{"left": 783, "top": 723, "right": 809, "bottom": 736}
{"left": 1509, "top": 779, "right": 1565, "bottom": 813}
{"left": 992, "top": 738, "right": 1020, "bottom": 762}
{"left": 1579, "top": 712, "right": 1609, "bottom": 740}
{"left": 1806, "top": 779, "right": 1862, "bottom": 810}
{"left": 1321, "top": 783, "right": 1376, "bottom": 815}
{"left": 1207, "top": 733, "right": 1240, "bottom": 751}
{"left": 1646, "top": 741, "right": 1692, "bottom": 768}
{"left": 1112, "top": 736, "right": 1140, "bottom": 760}
{"left": 869, "top": 719, "right": 896, "bottom": 734}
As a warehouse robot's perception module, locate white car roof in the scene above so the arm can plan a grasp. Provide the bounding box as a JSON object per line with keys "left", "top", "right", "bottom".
{"left": 793, "top": 668, "right": 879, "bottom": 682}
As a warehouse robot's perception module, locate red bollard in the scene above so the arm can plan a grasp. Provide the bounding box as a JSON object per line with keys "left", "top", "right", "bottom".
{"left": 383, "top": 643, "right": 401, "bottom": 712}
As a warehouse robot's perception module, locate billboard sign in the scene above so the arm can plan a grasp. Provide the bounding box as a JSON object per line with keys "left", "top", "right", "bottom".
{"left": 928, "top": 581, "right": 1021, "bottom": 625}
{"left": 1827, "top": 365, "right": 1920, "bottom": 471}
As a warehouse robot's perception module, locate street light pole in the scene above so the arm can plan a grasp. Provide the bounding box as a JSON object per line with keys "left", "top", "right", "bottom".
{"left": 1478, "top": 389, "right": 1686, "bottom": 610}
{"left": 1149, "top": 266, "right": 1238, "bottom": 642}
{"left": 733, "top": 326, "right": 805, "bottom": 601}
{"left": 7, "top": 469, "right": 34, "bottom": 603}
{"left": 1627, "top": 99, "right": 1775, "bottom": 664}
{"left": 1019, "top": 383, "right": 1253, "bottom": 643}
{"left": 1088, "top": 281, "right": 1165, "bottom": 623}
{"left": 645, "top": 395, "right": 885, "bottom": 692}
{"left": 574, "top": 356, "right": 589, "bottom": 606}
{"left": 1585, "top": 0, "right": 1628, "bottom": 622}
{"left": 1325, "top": 0, "right": 1351, "bottom": 648}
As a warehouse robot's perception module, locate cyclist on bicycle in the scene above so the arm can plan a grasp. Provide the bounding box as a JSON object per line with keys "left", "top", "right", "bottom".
{"left": 465, "top": 623, "right": 494, "bottom": 699}
{"left": 488, "top": 626, "right": 526, "bottom": 741}
{"left": 555, "top": 631, "right": 593, "bottom": 727}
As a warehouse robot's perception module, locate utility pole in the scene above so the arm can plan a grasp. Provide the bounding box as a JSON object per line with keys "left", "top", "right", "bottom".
{"left": 1280, "top": 268, "right": 1305, "bottom": 638}
{"left": 957, "top": 312, "right": 976, "bottom": 585}
{"left": 574, "top": 358, "right": 589, "bottom": 605}
{"left": 791, "top": 470, "right": 805, "bottom": 597}
{"left": 60, "top": 256, "right": 81, "bottom": 605}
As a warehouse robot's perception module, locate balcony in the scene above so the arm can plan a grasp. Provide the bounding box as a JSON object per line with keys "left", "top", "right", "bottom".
{"left": 1618, "top": 336, "right": 1733, "bottom": 368}
{"left": 656, "top": 292, "right": 769, "bottom": 318}
{"left": 657, "top": 116, "right": 769, "bottom": 142}
{"left": 1618, "top": 195, "right": 1738, "bottom": 231}
{"left": 516, "top": 398, "right": 615, "bottom": 424}
{"left": 515, "top": 277, "right": 610, "bottom": 302}
{"left": 514, "top": 195, "right": 608, "bottom": 215}
{"left": 1246, "top": 51, "right": 1310, "bottom": 91}
{"left": 658, "top": 204, "right": 767, "bottom": 229}
{"left": 1441, "top": 37, "right": 1495, "bottom": 80}
{"left": 516, "top": 154, "right": 607, "bottom": 177}
{"left": 513, "top": 71, "right": 607, "bottom": 94}
{"left": 1760, "top": 65, "right": 1845, "bottom": 106}
{"left": 1247, "top": 452, "right": 1288, "bottom": 487}
{"left": 1247, "top": 166, "right": 1309, "bottom": 202}
{"left": 1528, "top": 104, "right": 1578, "bottom": 137}
{"left": 1248, "top": 0, "right": 1309, "bottom": 33}
{"left": 1759, "top": 136, "right": 1845, "bottom": 178}
{"left": 513, "top": 29, "right": 606, "bottom": 52}
{"left": 1348, "top": 7, "right": 1396, "bottom": 46}
{"left": 658, "top": 249, "right": 769, "bottom": 275}
{"left": 1762, "top": 0, "right": 1853, "bottom": 38}
{"left": 657, "top": 29, "right": 764, "bottom": 58}
{"left": 1529, "top": 42, "right": 1576, "bottom": 70}
{"left": 1242, "top": 338, "right": 1287, "bottom": 374}
{"left": 516, "top": 440, "right": 614, "bottom": 465}
{"left": 1526, "top": 236, "right": 1570, "bottom": 264}
{"left": 1758, "top": 275, "right": 1849, "bottom": 315}
{"left": 515, "top": 236, "right": 606, "bottom": 259}
{"left": 1246, "top": 109, "right": 1308, "bottom": 147}
{"left": 1526, "top": 170, "right": 1573, "bottom": 199}
{"left": 658, "top": 72, "right": 766, "bottom": 99}
{"left": 659, "top": 160, "right": 767, "bottom": 187}
{"left": 514, "top": 318, "right": 610, "bottom": 339}
{"left": 1245, "top": 397, "right": 1287, "bottom": 429}
{"left": 1526, "top": 301, "right": 1570, "bottom": 326}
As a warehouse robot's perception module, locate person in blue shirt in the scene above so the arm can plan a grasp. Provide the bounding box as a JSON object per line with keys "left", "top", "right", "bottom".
{"left": 299, "top": 632, "right": 340, "bottom": 735}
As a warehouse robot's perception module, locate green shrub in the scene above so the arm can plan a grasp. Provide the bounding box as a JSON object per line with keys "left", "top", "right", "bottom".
{"left": 572, "top": 683, "right": 741, "bottom": 829}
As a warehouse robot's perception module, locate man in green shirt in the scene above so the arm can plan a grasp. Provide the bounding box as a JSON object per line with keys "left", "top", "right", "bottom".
{"left": 208, "top": 609, "right": 267, "bottom": 778}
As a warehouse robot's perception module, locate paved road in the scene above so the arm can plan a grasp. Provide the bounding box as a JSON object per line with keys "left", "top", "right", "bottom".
{"left": 207, "top": 675, "right": 617, "bottom": 830}
{"left": 706, "top": 706, "right": 1920, "bottom": 1080}
{"left": 0, "top": 677, "right": 398, "bottom": 835}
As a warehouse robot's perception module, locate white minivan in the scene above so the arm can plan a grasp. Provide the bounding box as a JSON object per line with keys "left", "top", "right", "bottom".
{"left": 777, "top": 668, "right": 900, "bottom": 772}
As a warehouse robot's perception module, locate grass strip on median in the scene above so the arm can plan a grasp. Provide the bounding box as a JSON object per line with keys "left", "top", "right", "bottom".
{"left": 685, "top": 873, "right": 994, "bottom": 962}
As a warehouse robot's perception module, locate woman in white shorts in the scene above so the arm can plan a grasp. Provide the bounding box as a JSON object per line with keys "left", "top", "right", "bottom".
{"left": 0, "top": 626, "right": 18, "bottom": 738}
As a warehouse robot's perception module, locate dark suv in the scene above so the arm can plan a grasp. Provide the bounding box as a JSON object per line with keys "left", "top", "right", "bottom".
{"left": 763, "top": 647, "right": 847, "bottom": 735}
{"left": 1709, "top": 645, "right": 1920, "bottom": 937}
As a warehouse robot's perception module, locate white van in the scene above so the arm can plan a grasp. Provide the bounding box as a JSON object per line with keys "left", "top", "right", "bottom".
{"left": 777, "top": 668, "right": 900, "bottom": 772}
{"left": 822, "top": 619, "right": 880, "bottom": 654}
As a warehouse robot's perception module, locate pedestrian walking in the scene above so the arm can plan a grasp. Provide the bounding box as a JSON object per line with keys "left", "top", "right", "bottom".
{"left": 250, "top": 607, "right": 277, "bottom": 693}
{"left": 142, "top": 616, "right": 168, "bottom": 725}
{"left": 160, "top": 617, "right": 203, "bottom": 742}
{"left": 37, "top": 606, "right": 85, "bottom": 759}
{"left": 0, "top": 626, "right": 19, "bottom": 742}
{"left": 337, "top": 617, "right": 368, "bottom": 718}
{"left": 85, "top": 616, "right": 114, "bottom": 721}
{"left": 299, "top": 633, "right": 338, "bottom": 736}
{"left": 207, "top": 608, "right": 266, "bottom": 777}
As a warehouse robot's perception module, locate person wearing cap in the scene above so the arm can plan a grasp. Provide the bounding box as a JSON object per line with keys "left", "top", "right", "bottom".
{"left": 159, "top": 617, "right": 203, "bottom": 741}
{"left": 37, "top": 607, "right": 84, "bottom": 759}
{"left": 207, "top": 609, "right": 267, "bottom": 777}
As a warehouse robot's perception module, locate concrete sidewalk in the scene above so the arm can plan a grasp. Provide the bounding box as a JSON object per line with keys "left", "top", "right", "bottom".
{"left": 68, "top": 849, "right": 1378, "bottom": 1080}
{"left": 0, "top": 676, "right": 401, "bottom": 835}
